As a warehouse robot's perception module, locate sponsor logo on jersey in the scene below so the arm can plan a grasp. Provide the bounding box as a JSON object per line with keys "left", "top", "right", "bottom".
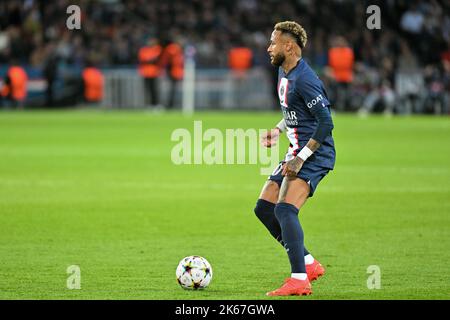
{"left": 307, "top": 94, "right": 325, "bottom": 108}
{"left": 282, "top": 109, "right": 298, "bottom": 126}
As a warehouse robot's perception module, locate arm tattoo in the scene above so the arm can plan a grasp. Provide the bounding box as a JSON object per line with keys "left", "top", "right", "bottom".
{"left": 305, "top": 138, "right": 321, "bottom": 152}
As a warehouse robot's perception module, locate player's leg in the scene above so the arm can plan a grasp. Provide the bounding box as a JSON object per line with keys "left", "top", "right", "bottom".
{"left": 167, "top": 77, "right": 176, "bottom": 109}
{"left": 149, "top": 77, "right": 159, "bottom": 106}
{"left": 276, "top": 177, "right": 310, "bottom": 275}
{"left": 267, "top": 163, "right": 332, "bottom": 296}
{"left": 266, "top": 177, "right": 312, "bottom": 295}
{"left": 267, "top": 177, "right": 312, "bottom": 296}
{"left": 254, "top": 180, "right": 284, "bottom": 245}
{"left": 254, "top": 164, "right": 312, "bottom": 256}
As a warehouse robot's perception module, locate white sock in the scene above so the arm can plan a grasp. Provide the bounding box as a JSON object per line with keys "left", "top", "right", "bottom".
{"left": 291, "top": 273, "right": 307, "bottom": 280}
{"left": 304, "top": 254, "right": 314, "bottom": 265}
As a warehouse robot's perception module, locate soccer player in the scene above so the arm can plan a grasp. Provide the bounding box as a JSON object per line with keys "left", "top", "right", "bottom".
{"left": 254, "top": 21, "right": 336, "bottom": 296}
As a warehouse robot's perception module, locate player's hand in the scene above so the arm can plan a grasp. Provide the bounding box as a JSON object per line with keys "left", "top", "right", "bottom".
{"left": 261, "top": 128, "right": 281, "bottom": 148}
{"left": 282, "top": 156, "right": 304, "bottom": 178}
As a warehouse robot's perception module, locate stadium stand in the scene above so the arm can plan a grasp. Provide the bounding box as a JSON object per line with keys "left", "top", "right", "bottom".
{"left": 0, "top": 0, "right": 448, "bottom": 113}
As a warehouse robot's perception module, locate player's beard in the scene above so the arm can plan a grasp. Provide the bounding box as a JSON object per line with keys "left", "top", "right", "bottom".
{"left": 271, "top": 52, "right": 285, "bottom": 66}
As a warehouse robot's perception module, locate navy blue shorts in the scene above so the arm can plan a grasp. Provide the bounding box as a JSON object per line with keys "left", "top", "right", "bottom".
{"left": 268, "top": 160, "right": 331, "bottom": 197}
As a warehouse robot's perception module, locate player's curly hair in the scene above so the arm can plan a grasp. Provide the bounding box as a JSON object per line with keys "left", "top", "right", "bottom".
{"left": 274, "top": 21, "right": 307, "bottom": 49}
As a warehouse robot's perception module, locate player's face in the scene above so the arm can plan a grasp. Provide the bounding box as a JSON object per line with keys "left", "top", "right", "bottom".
{"left": 267, "top": 30, "right": 285, "bottom": 67}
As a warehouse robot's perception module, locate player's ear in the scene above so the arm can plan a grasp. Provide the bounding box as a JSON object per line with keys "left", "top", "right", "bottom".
{"left": 285, "top": 40, "right": 293, "bottom": 53}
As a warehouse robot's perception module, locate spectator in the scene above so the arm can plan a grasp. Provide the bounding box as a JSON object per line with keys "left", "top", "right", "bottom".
{"left": 228, "top": 41, "right": 253, "bottom": 107}
{"left": 43, "top": 43, "right": 58, "bottom": 107}
{"left": 423, "top": 62, "right": 449, "bottom": 115}
{"left": 400, "top": 3, "right": 425, "bottom": 35}
{"left": 228, "top": 46, "right": 253, "bottom": 73}
{"left": 1, "top": 59, "right": 28, "bottom": 109}
{"left": 82, "top": 61, "right": 104, "bottom": 104}
{"left": 327, "top": 36, "right": 354, "bottom": 111}
{"left": 0, "top": 0, "right": 448, "bottom": 114}
{"left": 138, "top": 36, "right": 163, "bottom": 108}
{"left": 359, "top": 57, "right": 396, "bottom": 116}
{"left": 160, "top": 37, "right": 184, "bottom": 109}
{"left": 395, "top": 40, "right": 424, "bottom": 114}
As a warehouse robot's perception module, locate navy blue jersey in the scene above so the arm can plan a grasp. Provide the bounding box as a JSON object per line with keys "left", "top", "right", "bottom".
{"left": 277, "top": 58, "right": 336, "bottom": 169}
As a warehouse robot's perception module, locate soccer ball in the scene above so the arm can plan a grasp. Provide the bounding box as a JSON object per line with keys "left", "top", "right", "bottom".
{"left": 176, "top": 255, "right": 213, "bottom": 290}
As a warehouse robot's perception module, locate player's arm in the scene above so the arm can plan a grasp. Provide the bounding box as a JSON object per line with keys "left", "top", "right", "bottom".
{"left": 261, "top": 118, "right": 286, "bottom": 148}
{"left": 275, "top": 118, "right": 286, "bottom": 132}
{"left": 304, "top": 103, "right": 334, "bottom": 152}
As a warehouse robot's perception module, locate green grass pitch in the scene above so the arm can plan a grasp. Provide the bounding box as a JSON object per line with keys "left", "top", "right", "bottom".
{"left": 0, "top": 110, "right": 449, "bottom": 300}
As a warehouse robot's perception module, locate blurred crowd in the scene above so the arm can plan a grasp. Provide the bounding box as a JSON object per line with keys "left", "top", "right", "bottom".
{"left": 0, "top": 0, "right": 449, "bottom": 113}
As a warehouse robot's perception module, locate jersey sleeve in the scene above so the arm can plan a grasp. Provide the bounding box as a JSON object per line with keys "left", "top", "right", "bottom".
{"left": 296, "top": 77, "right": 331, "bottom": 112}
{"left": 296, "top": 77, "right": 334, "bottom": 143}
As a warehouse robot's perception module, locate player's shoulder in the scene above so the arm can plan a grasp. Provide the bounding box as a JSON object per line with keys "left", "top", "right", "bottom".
{"left": 297, "top": 59, "right": 320, "bottom": 83}
{"left": 294, "top": 60, "right": 323, "bottom": 91}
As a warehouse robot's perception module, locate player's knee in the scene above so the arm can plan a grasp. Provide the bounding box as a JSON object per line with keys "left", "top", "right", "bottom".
{"left": 274, "top": 202, "right": 298, "bottom": 221}
{"left": 254, "top": 199, "right": 275, "bottom": 220}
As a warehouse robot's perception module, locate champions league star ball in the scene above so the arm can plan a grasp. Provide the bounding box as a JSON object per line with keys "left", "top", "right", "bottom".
{"left": 176, "top": 256, "right": 213, "bottom": 290}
